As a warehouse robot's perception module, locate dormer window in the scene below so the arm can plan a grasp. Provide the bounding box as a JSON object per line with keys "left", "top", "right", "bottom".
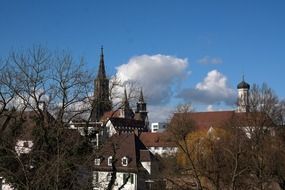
{"left": 94, "top": 158, "right": 101, "bottom": 166}
{"left": 108, "top": 156, "right": 113, "bottom": 166}
{"left": 121, "top": 156, "right": 128, "bottom": 166}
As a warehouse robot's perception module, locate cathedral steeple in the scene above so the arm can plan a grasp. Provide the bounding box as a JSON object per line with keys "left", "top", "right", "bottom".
{"left": 91, "top": 47, "right": 112, "bottom": 121}
{"left": 97, "top": 46, "right": 106, "bottom": 79}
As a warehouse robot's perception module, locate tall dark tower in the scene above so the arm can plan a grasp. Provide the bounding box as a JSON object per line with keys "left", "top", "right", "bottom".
{"left": 91, "top": 47, "right": 112, "bottom": 121}
{"left": 120, "top": 88, "right": 135, "bottom": 119}
{"left": 135, "top": 89, "right": 148, "bottom": 126}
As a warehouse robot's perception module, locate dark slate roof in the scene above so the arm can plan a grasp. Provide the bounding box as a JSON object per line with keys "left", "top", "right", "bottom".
{"left": 237, "top": 80, "right": 250, "bottom": 89}
{"left": 94, "top": 133, "right": 152, "bottom": 173}
{"left": 109, "top": 117, "right": 147, "bottom": 133}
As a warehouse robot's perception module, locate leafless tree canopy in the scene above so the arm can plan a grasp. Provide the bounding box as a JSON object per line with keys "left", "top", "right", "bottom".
{"left": 164, "top": 86, "right": 285, "bottom": 190}
{"left": 0, "top": 46, "right": 95, "bottom": 189}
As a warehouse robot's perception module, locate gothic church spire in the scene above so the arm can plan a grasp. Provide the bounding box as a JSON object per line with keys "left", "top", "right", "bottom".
{"left": 91, "top": 47, "right": 112, "bottom": 121}
{"left": 97, "top": 46, "right": 106, "bottom": 79}
{"left": 139, "top": 88, "right": 144, "bottom": 103}
{"left": 121, "top": 88, "right": 134, "bottom": 119}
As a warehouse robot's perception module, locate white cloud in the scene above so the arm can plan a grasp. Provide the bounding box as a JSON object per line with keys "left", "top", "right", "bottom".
{"left": 178, "top": 70, "right": 236, "bottom": 105}
{"left": 198, "top": 56, "right": 223, "bottom": 64}
{"left": 115, "top": 54, "right": 188, "bottom": 105}
{"left": 207, "top": 105, "right": 214, "bottom": 111}
{"left": 147, "top": 105, "right": 175, "bottom": 124}
{"left": 8, "top": 89, "right": 50, "bottom": 110}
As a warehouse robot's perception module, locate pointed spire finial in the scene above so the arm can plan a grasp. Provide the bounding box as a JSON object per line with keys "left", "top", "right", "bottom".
{"left": 97, "top": 46, "right": 106, "bottom": 78}
{"left": 124, "top": 87, "right": 128, "bottom": 101}
{"left": 139, "top": 88, "right": 144, "bottom": 102}
{"left": 242, "top": 74, "right": 245, "bottom": 82}
{"left": 101, "top": 45, "right": 104, "bottom": 56}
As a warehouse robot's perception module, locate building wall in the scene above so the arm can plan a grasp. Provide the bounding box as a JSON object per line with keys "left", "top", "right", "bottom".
{"left": 141, "top": 161, "right": 151, "bottom": 174}
{"left": 237, "top": 88, "right": 249, "bottom": 112}
{"left": 149, "top": 146, "right": 177, "bottom": 156}
{"left": 15, "top": 140, "right": 33, "bottom": 155}
{"left": 93, "top": 171, "right": 137, "bottom": 190}
{"left": 1, "top": 178, "right": 14, "bottom": 190}
{"left": 106, "top": 121, "right": 117, "bottom": 137}
{"left": 151, "top": 122, "right": 167, "bottom": 133}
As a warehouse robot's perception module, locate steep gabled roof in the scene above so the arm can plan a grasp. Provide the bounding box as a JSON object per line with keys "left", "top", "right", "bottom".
{"left": 94, "top": 133, "right": 151, "bottom": 173}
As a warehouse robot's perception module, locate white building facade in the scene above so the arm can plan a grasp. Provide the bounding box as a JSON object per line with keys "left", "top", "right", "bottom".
{"left": 150, "top": 122, "right": 167, "bottom": 133}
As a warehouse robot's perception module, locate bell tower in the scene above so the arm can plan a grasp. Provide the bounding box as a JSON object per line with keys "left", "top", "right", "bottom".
{"left": 135, "top": 89, "right": 148, "bottom": 126}
{"left": 237, "top": 76, "right": 250, "bottom": 113}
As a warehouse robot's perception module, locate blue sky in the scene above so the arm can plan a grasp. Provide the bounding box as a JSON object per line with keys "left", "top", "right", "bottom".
{"left": 0, "top": 0, "right": 284, "bottom": 122}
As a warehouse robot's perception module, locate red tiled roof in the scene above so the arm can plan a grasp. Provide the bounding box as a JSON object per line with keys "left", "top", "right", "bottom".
{"left": 139, "top": 132, "right": 176, "bottom": 147}
{"left": 101, "top": 110, "right": 121, "bottom": 121}
{"left": 172, "top": 111, "right": 275, "bottom": 131}
{"left": 178, "top": 111, "right": 235, "bottom": 130}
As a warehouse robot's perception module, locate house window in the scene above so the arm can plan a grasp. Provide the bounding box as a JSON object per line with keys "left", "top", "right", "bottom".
{"left": 108, "top": 156, "right": 113, "bottom": 166}
{"left": 123, "top": 173, "right": 134, "bottom": 184}
{"left": 94, "top": 158, "right": 101, "bottom": 166}
{"left": 121, "top": 156, "right": 128, "bottom": 166}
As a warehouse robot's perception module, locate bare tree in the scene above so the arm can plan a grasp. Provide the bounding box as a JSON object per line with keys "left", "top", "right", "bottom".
{"left": 164, "top": 83, "right": 285, "bottom": 190}
{"left": 249, "top": 83, "right": 283, "bottom": 125}
{"left": 0, "top": 46, "right": 95, "bottom": 189}
{"left": 167, "top": 104, "right": 204, "bottom": 190}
